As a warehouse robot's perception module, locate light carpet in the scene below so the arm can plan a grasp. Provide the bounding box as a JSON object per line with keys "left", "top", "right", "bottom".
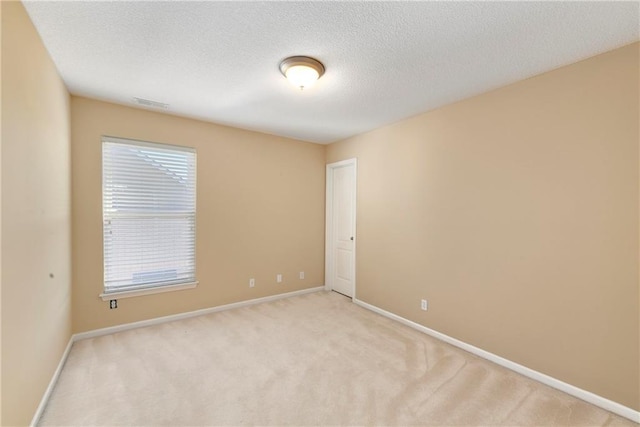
{"left": 40, "top": 291, "right": 635, "bottom": 426}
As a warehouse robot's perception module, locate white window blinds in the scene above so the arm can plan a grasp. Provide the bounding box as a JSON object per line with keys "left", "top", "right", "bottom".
{"left": 102, "top": 137, "right": 196, "bottom": 294}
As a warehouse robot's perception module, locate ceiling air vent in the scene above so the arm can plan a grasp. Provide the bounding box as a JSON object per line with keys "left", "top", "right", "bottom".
{"left": 133, "top": 97, "right": 169, "bottom": 110}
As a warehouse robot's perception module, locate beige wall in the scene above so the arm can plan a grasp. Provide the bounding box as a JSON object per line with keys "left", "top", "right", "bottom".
{"left": 0, "top": 2, "right": 3, "bottom": 423}
{"left": 71, "top": 97, "right": 325, "bottom": 333}
{"left": 327, "top": 43, "right": 640, "bottom": 410}
{"left": 1, "top": 2, "right": 72, "bottom": 425}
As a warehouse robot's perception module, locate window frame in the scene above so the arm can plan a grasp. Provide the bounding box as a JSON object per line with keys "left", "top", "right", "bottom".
{"left": 99, "top": 136, "right": 198, "bottom": 300}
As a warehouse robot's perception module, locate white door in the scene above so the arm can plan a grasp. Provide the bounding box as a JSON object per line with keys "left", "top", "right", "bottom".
{"left": 326, "top": 159, "right": 356, "bottom": 298}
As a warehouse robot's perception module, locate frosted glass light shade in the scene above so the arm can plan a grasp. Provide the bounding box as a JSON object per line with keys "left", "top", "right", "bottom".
{"left": 279, "top": 56, "right": 325, "bottom": 91}
{"left": 285, "top": 65, "right": 320, "bottom": 89}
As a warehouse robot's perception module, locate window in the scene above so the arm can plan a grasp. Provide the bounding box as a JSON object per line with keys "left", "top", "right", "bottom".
{"left": 102, "top": 136, "right": 196, "bottom": 298}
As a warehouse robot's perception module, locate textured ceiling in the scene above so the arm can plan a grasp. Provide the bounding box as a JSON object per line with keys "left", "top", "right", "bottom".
{"left": 23, "top": 1, "right": 639, "bottom": 144}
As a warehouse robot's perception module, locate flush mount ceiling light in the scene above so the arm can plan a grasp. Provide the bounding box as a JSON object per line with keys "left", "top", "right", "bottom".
{"left": 279, "top": 56, "right": 325, "bottom": 91}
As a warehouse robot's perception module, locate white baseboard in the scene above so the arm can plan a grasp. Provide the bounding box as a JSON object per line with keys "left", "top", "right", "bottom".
{"left": 33, "top": 288, "right": 637, "bottom": 425}
{"left": 75, "top": 286, "right": 325, "bottom": 341}
{"left": 30, "top": 337, "right": 74, "bottom": 427}
{"left": 32, "top": 286, "right": 324, "bottom": 425}
{"left": 353, "top": 298, "right": 640, "bottom": 424}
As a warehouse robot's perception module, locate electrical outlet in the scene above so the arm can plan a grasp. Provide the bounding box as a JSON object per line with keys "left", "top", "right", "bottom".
{"left": 276, "top": 274, "right": 282, "bottom": 283}
{"left": 421, "top": 299, "right": 428, "bottom": 311}
{"left": 299, "top": 271, "right": 305, "bottom": 280}
{"left": 249, "top": 278, "right": 255, "bottom": 288}
{"left": 110, "top": 299, "right": 118, "bottom": 309}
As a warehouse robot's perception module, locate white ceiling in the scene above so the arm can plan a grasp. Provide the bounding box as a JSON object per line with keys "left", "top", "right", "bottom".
{"left": 23, "top": 1, "right": 639, "bottom": 144}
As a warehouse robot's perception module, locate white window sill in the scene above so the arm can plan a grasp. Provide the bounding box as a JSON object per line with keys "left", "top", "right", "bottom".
{"left": 99, "top": 281, "right": 198, "bottom": 301}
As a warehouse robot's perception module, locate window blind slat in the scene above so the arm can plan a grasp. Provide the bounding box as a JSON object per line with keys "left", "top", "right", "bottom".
{"left": 103, "top": 138, "right": 196, "bottom": 294}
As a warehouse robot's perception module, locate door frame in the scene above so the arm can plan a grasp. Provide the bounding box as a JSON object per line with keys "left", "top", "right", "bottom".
{"left": 325, "top": 158, "right": 357, "bottom": 299}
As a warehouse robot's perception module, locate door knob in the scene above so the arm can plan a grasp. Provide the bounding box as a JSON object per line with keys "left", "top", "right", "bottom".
{"left": 350, "top": 236, "right": 354, "bottom": 241}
